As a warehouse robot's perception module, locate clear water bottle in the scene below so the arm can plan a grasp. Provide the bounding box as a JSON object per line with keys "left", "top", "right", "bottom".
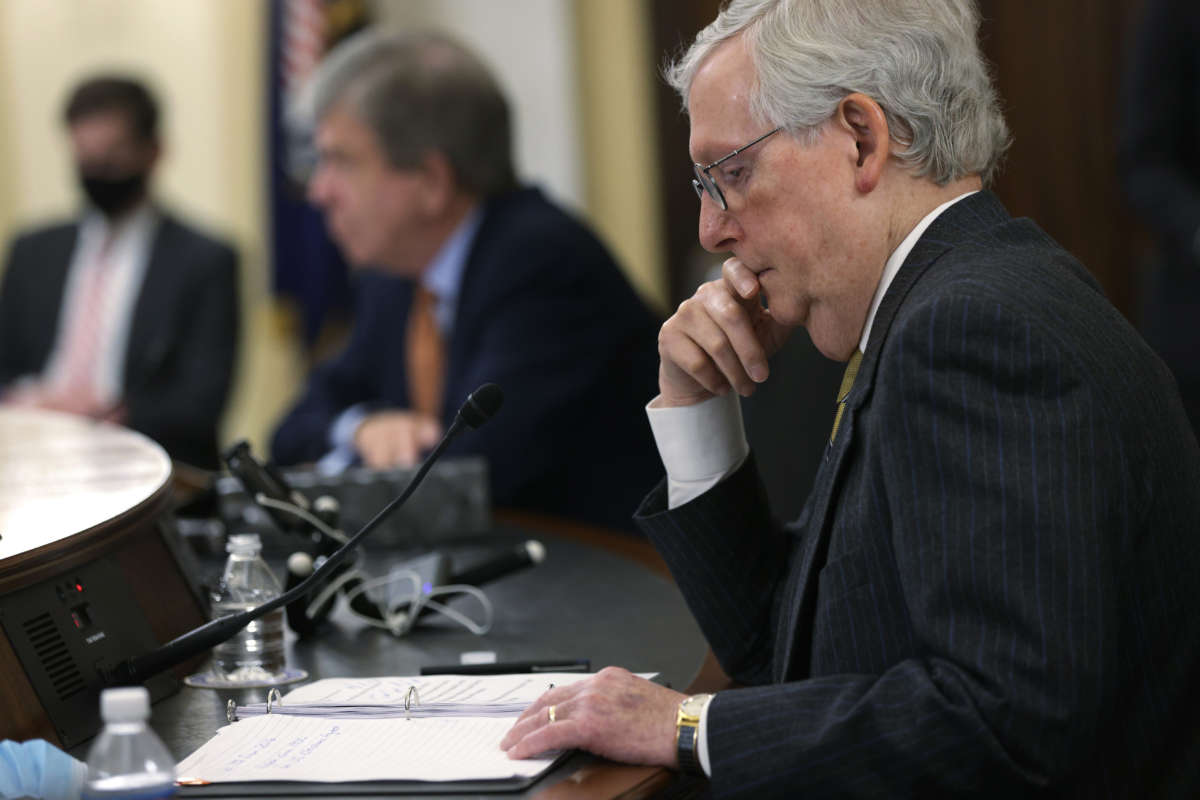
{"left": 83, "top": 686, "right": 176, "bottom": 799}
{"left": 210, "top": 533, "right": 287, "bottom": 683}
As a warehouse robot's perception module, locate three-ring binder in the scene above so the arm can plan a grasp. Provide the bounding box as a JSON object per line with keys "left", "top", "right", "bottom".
{"left": 226, "top": 684, "right": 424, "bottom": 722}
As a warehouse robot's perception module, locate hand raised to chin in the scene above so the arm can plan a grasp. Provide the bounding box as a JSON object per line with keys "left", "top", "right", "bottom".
{"left": 656, "top": 257, "right": 792, "bottom": 407}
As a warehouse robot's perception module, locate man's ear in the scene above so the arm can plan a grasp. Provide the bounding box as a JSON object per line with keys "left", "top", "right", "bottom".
{"left": 415, "top": 150, "right": 457, "bottom": 216}
{"left": 835, "top": 93, "right": 890, "bottom": 194}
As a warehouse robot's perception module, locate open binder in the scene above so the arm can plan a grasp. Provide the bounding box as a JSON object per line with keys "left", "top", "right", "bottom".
{"left": 175, "top": 673, "right": 603, "bottom": 796}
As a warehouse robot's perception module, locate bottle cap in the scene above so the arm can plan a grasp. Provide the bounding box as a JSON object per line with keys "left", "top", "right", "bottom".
{"left": 226, "top": 533, "right": 263, "bottom": 555}
{"left": 99, "top": 687, "right": 150, "bottom": 723}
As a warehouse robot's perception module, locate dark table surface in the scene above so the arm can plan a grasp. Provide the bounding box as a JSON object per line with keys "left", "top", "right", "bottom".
{"left": 109, "top": 522, "right": 709, "bottom": 798}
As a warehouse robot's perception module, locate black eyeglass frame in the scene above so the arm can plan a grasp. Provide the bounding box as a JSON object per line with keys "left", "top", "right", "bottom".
{"left": 691, "top": 127, "right": 782, "bottom": 210}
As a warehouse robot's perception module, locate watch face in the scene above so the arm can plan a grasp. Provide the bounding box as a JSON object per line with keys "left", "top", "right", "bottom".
{"left": 682, "top": 694, "right": 711, "bottom": 717}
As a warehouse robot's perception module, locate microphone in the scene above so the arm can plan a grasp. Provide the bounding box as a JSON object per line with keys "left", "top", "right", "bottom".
{"left": 223, "top": 440, "right": 321, "bottom": 540}
{"left": 451, "top": 540, "right": 545, "bottom": 588}
{"left": 407, "top": 540, "right": 544, "bottom": 624}
{"left": 103, "top": 383, "right": 504, "bottom": 686}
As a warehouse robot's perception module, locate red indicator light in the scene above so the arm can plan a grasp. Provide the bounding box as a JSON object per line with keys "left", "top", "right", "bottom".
{"left": 75, "top": 582, "right": 83, "bottom": 593}
{"left": 72, "top": 613, "right": 82, "bottom": 629}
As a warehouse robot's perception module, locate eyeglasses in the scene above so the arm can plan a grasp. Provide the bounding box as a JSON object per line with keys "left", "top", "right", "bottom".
{"left": 691, "top": 127, "right": 782, "bottom": 210}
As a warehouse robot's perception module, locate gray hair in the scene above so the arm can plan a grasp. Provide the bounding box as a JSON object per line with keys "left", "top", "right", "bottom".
{"left": 306, "top": 29, "right": 516, "bottom": 196}
{"left": 665, "top": 0, "right": 1010, "bottom": 185}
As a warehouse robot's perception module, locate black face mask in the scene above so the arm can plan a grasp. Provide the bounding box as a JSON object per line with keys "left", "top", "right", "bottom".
{"left": 79, "top": 171, "right": 148, "bottom": 217}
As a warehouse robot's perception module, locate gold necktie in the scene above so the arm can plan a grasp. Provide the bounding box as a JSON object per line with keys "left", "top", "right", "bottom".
{"left": 829, "top": 349, "right": 863, "bottom": 445}
{"left": 405, "top": 285, "right": 445, "bottom": 419}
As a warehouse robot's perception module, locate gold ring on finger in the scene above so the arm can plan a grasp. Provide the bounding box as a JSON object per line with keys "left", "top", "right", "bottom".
{"left": 548, "top": 704, "right": 557, "bottom": 723}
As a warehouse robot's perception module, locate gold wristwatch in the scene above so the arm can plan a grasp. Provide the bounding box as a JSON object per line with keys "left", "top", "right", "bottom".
{"left": 675, "top": 693, "right": 714, "bottom": 776}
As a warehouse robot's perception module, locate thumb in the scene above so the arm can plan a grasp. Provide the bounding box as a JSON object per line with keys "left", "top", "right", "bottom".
{"left": 755, "top": 308, "right": 793, "bottom": 360}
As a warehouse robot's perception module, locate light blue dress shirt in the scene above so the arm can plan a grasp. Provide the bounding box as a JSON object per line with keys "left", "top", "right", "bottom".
{"left": 317, "top": 207, "right": 484, "bottom": 474}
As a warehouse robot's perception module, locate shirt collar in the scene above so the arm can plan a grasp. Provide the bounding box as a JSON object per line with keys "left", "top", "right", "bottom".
{"left": 857, "top": 190, "right": 978, "bottom": 354}
{"left": 80, "top": 203, "right": 159, "bottom": 251}
{"left": 421, "top": 205, "right": 483, "bottom": 334}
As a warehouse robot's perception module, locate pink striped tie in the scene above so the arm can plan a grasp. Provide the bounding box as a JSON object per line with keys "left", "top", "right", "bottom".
{"left": 57, "top": 236, "right": 115, "bottom": 405}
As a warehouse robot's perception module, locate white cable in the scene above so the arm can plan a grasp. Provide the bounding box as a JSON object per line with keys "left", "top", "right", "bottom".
{"left": 342, "top": 572, "right": 422, "bottom": 636}
{"left": 336, "top": 573, "right": 494, "bottom": 637}
{"left": 254, "top": 494, "right": 350, "bottom": 544}
{"left": 418, "top": 584, "right": 494, "bottom": 635}
{"left": 303, "top": 566, "right": 369, "bottom": 618}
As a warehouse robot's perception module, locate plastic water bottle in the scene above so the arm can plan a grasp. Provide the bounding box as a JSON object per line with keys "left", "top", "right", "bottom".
{"left": 83, "top": 687, "right": 176, "bottom": 799}
{"left": 210, "top": 533, "right": 287, "bottom": 682}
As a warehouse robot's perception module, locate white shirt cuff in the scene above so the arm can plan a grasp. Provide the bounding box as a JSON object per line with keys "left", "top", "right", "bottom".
{"left": 645, "top": 392, "right": 749, "bottom": 509}
{"left": 698, "top": 695, "right": 714, "bottom": 777}
{"left": 329, "top": 403, "right": 370, "bottom": 450}
{"left": 316, "top": 403, "right": 370, "bottom": 475}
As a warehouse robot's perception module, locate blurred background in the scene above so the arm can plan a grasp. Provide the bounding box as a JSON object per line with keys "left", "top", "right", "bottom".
{"left": 0, "top": 0, "right": 1158, "bottom": 460}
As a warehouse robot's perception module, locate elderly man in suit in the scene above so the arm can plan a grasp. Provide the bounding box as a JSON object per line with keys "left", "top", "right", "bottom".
{"left": 270, "top": 30, "right": 661, "bottom": 531}
{"left": 501, "top": 0, "right": 1200, "bottom": 795}
{"left": 0, "top": 76, "right": 239, "bottom": 469}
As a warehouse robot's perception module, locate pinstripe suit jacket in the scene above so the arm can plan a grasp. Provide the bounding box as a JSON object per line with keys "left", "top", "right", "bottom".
{"left": 636, "top": 191, "right": 1200, "bottom": 797}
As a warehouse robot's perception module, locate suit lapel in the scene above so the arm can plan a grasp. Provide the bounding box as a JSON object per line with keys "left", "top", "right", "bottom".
{"left": 775, "top": 190, "right": 1012, "bottom": 679}
{"left": 124, "top": 216, "right": 173, "bottom": 389}
{"left": 775, "top": 408, "right": 857, "bottom": 679}
{"left": 36, "top": 228, "right": 80, "bottom": 360}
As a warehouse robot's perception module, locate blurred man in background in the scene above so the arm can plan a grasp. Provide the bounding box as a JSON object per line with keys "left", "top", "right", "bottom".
{"left": 0, "top": 75, "right": 239, "bottom": 469}
{"left": 271, "top": 30, "right": 661, "bottom": 531}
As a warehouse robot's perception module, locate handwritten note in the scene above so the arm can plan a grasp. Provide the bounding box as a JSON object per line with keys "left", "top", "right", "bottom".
{"left": 176, "top": 714, "right": 555, "bottom": 783}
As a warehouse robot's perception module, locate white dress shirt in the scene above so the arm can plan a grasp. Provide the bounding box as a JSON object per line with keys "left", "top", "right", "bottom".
{"left": 648, "top": 190, "right": 977, "bottom": 776}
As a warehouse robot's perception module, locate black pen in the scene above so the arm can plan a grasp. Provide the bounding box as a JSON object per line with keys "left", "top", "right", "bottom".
{"left": 420, "top": 658, "right": 590, "bottom": 675}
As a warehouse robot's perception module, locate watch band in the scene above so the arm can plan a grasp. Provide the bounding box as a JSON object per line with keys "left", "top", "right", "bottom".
{"left": 675, "top": 693, "right": 713, "bottom": 777}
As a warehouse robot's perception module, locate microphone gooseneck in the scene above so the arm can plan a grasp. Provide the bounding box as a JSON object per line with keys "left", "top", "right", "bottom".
{"left": 104, "top": 384, "right": 504, "bottom": 687}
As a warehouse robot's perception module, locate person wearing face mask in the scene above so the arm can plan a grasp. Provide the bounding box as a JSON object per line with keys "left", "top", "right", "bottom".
{"left": 0, "top": 75, "right": 239, "bottom": 469}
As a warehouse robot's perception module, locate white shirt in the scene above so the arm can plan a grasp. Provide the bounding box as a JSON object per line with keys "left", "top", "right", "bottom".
{"left": 649, "top": 190, "right": 977, "bottom": 776}
{"left": 40, "top": 205, "right": 160, "bottom": 406}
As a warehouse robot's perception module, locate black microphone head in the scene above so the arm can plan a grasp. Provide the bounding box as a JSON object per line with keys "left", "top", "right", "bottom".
{"left": 458, "top": 383, "right": 504, "bottom": 429}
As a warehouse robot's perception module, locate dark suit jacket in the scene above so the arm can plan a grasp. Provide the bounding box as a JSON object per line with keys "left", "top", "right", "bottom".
{"left": 637, "top": 192, "right": 1200, "bottom": 797}
{"left": 1118, "top": 0, "right": 1200, "bottom": 426}
{"left": 0, "top": 211, "right": 239, "bottom": 468}
{"left": 272, "top": 187, "right": 662, "bottom": 532}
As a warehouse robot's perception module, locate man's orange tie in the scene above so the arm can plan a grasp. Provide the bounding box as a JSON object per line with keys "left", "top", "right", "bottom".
{"left": 405, "top": 285, "right": 445, "bottom": 419}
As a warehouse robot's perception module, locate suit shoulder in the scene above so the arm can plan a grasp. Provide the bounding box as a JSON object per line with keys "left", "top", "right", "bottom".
{"left": 155, "top": 213, "right": 238, "bottom": 268}
{"left": 909, "top": 218, "right": 1102, "bottom": 317}
{"left": 8, "top": 219, "right": 79, "bottom": 249}
{"left": 481, "top": 188, "right": 612, "bottom": 260}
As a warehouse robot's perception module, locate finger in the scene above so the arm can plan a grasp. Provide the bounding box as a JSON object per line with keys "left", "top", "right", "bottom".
{"left": 506, "top": 719, "right": 585, "bottom": 760}
{"left": 500, "top": 686, "right": 584, "bottom": 750}
{"left": 502, "top": 693, "right": 584, "bottom": 757}
{"left": 721, "top": 256, "right": 759, "bottom": 302}
{"left": 693, "top": 288, "right": 768, "bottom": 392}
{"left": 415, "top": 415, "right": 443, "bottom": 448}
{"left": 661, "top": 325, "right": 732, "bottom": 398}
{"left": 508, "top": 683, "right": 585, "bottom": 729}
{"left": 393, "top": 430, "right": 420, "bottom": 467}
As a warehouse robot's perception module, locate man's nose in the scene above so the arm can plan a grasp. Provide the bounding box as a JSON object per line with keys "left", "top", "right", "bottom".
{"left": 697, "top": 197, "right": 739, "bottom": 253}
{"left": 306, "top": 168, "right": 329, "bottom": 207}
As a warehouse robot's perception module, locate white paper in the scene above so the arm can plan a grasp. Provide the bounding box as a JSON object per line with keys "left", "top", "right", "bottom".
{"left": 178, "top": 672, "right": 658, "bottom": 785}
{"left": 176, "top": 714, "right": 554, "bottom": 783}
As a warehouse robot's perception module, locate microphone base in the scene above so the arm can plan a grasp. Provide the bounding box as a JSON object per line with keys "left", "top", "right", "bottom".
{"left": 183, "top": 666, "right": 308, "bottom": 690}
